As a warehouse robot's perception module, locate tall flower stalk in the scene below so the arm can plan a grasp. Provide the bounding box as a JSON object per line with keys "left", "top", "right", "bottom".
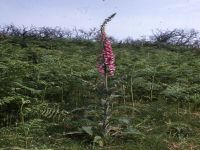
{"left": 97, "top": 13, "right": 116, "bottom": 136}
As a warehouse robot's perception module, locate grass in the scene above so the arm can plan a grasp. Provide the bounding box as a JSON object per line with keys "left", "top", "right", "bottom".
{"left": 0, "top": 37, "right": 200, "bottom": 149}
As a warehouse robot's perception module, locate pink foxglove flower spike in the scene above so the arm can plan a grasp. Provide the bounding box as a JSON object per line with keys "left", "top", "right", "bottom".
{"left": 97, "top": 30, "right": 116, "bottom": 76}
{"left": 97, "top": 13, "right": 116, "bottom": 77}
{"left": 97, "top": 13, "right": 116, "bottom": 136}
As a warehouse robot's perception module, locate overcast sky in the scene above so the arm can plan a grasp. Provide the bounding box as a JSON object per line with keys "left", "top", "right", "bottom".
{"left": 0, "top": 0, "right": 200, "bottom": 39}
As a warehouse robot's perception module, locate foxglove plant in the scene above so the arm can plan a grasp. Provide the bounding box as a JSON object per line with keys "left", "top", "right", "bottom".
{"left": 97, "top": 13, "right": 116, "bottom": 136}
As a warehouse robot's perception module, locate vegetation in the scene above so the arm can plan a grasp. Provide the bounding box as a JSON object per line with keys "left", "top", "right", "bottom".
{"left": 1, "top": 25, "right": 200, "bottom": 149}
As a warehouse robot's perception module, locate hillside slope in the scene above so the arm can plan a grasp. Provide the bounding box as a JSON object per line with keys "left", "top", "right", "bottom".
{"left": 0, "top": 37, "right": 200, "bottom": 149}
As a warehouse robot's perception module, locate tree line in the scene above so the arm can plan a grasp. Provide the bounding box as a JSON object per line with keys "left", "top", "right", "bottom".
{"left": 1, "top": 24, "right": 200, "bottom": 48}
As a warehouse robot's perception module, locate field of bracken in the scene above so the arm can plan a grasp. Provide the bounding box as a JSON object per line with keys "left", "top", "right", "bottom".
{"left": 1, "top": 25, "right": 200, "bottom": 149}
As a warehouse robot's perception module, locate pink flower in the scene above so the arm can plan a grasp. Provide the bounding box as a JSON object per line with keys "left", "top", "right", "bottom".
{"left": 97, "top": 31, "right": 116, "bottom": 76}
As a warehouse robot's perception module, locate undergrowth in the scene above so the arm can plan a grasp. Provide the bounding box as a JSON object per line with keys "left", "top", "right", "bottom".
{"left": 0, "top": 36, "right": 200, "bottom": 149}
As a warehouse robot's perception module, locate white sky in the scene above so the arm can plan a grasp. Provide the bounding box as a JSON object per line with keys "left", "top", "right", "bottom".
{"left": 0, "top": 0, "right": 200, "bottom": 39}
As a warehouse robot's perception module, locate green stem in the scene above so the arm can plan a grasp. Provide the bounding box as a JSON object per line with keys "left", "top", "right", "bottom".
{"left": 150, "top": 74, "right": 155, "bottom": 101}
{"left": 105, "top": 71, "right": 108, "bottom": 91}
{"left": 20, "top": 102, "right": 25, "bottom": 125}
{"left": 102, "top": 66, "right": 111, "bottom": 136}
{"left": 123, "top": 85, "right": 126, "bottom": 104}
{"left": 131, "top": 76, "right": 134, "bottom": 107}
